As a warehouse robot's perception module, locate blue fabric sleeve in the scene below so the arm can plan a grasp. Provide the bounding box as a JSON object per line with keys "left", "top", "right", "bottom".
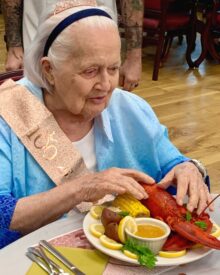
{"left": 0, "top": 195, "right": 21, "bottom": 248}
{"left": 154, "top": 126, "right": 189, "bottom": 176}
{"left": 0, "top": 118, "right": 14, "bottom": 196}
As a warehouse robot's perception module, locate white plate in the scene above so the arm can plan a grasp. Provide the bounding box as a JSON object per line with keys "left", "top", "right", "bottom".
{"left": 83, "top": 212, "right": 214, "bottom": 266}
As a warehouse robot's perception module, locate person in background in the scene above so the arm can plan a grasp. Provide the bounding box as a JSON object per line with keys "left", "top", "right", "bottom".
{"left": 0, "top": 0, "right": 211, "bottom": 249}
{"left": 2, "top": 0, "right": 143, "bottom": 91}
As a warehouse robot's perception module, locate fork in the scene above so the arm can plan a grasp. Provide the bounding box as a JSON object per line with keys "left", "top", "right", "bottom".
{"left": 38, "top": 246, "right": 70, "bottom": 275}
{"left": 26, "top": 251, "right": 57, "bottom": 275}
{"left": 28, "top": 247, "right": 69, "bottom": 274}
{"left": 39, "top": 240, "right": 85, "bottom": 275}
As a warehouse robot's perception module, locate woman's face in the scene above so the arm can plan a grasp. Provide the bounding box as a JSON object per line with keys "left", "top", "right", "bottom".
{"left": 45, "top": 24, "right": 121, "bottom": 121}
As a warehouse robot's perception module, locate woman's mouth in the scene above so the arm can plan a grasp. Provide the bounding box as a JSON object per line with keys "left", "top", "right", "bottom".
{"left": 89, "top": 95, "right": 107, "bottom": 104}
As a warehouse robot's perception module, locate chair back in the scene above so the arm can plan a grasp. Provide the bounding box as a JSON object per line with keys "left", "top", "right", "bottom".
{"left": 144, "top": 0, "right": 162, "bottom": 10}
{"left": 0, "top": 69, "right": 23, "bottom": 86}
{"left": 144, "top": 0, "right": 169, "bottom": 22}
{"left": 211, "top": 0, "right": 220, "bottom": 25}
{"left": 143, "top": 0, "right": 195, "bottom": 80}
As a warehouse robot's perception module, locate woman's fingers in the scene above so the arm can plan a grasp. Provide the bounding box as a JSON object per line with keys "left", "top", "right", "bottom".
{"left": 196, "top": 186, "right": 208, "bottom": 214}
{"left": 111, "top": 168, "right": 155, "bottom": 199}
{"left": 116, "top": 176, "right": 148, "bottom": 200}
{"left": 157, "top": 162, "right": 212, "bottom": 213}
{"left": 186, "top": 175, "right": 200, "bottom": 212}
{"left": 118, "top": 168, "right": 155, "bottom": 184}
{"left": 196, "top": 184, "right": 213, "bottom": 214}
{"left": 175, "top": 175, "right": 189, "bottom": 206}
{"left": 82, "top": 168, "right": 152, "bottom": 202}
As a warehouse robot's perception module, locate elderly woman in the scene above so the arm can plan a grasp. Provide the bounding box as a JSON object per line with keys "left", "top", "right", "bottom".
{"left": 0, "top": 0, "right": 211, "bottom": 248}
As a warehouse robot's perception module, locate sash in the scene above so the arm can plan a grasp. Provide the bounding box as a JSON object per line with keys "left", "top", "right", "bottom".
{"left": 0, "top": 80, "right": 89, "bottom": 184}
{"left": 0, "top": 80, "right": 115, "bottom": 211}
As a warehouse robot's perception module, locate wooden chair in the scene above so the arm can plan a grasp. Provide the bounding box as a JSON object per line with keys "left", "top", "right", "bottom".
{"left": 208, "top": 1, "right": 220, "bottom": 60}
{"left": 143, "top": 0, "right": 196, "bottom": 81}
{"left": 192, "top": 0, "right": 220, "bottom": 67}
{"left": 0, "top": 69, "right": 23, "bottom": 85}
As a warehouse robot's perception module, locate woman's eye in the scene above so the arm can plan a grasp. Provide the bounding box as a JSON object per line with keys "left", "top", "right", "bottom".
{"left": 108, "top": 67, "right": 119, "bottom": 74}
{"left": 82, "top": 68, "right": 99, "bottom": 78}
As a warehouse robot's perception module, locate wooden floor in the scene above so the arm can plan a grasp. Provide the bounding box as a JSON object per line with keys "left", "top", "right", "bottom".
{"left": 0, "top": 14, "right": 220, "bottom": 193}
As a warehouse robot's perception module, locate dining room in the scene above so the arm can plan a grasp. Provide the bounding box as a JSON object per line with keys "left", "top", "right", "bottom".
{"left": 1, "top": 0, "right": 220, "bottom": 274}
{"left": 1, "top": 1, "right": 220, "bottom": 193}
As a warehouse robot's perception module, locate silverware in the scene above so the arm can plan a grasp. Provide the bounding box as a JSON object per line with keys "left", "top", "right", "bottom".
{"left": 28, "top": 247, "right": 56, "bottom": 274}
{"left": 28, "top": 246, "right": 69, "bottom": 274}
{"left": 38, "top": 246, "right": 70, "bottom": 275}
{"left": 26, "top": 251, "right": 56, "bottom": 275}
{"left": 39, "top": 240, "right": 85, "bottom": 275}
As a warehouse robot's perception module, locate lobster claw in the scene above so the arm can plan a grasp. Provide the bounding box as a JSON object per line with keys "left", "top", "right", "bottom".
{"left": 162, "top": 232, "right": 194, "bottom": 251}
{"left": 171, "top": 220, "right": 220, "bottom": 250}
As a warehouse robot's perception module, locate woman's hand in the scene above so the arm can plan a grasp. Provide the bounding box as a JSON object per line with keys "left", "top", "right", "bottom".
{"left": 75, "top": 167, "right": 155, "bottom": 203}
{"left": 158, "top": 162, "right": 213, "bottom": 214}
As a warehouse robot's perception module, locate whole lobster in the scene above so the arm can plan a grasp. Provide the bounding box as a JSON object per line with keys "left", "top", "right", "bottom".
{"left": 140, "top": 183, "right": 220, "bottom": 251}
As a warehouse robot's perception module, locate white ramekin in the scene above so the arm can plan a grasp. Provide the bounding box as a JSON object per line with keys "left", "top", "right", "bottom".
{"left": 125, "top": 217, "right": 171, "bottom": 255}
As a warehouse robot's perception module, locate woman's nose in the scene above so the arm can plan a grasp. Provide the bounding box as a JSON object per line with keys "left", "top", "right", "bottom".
{"left": 97, "top": 71, "right": 111, "bottom": 91}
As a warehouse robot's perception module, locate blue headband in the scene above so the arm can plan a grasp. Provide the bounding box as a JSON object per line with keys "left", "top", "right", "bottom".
{"left": 43, "top": 8, "right": 112, "bottom": 56}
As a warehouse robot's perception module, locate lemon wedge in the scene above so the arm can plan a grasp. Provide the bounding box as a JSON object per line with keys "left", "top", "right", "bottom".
{"left": 211, "top": 223, "right": 220, "bottom": 238}
{"left": 90, "top": 205, "right": 104, "bottom": 219}
{"left": 89, "top": 223, "right": 105, "bottom": 238}
{"left": 123, "top": 249, "right": 138, "bottom": 259}
{"left": 100, "top": 235, "right": 123, "bottom": 250}
{"left": 158, "top": 250, "right": 186, "bottom": 258}
{"left": 118, "top": 216, "right": 137, "bottom": 243}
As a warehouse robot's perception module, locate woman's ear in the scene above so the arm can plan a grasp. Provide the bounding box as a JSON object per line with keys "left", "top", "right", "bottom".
{"left": 41, "top": 57, "right": 55, "bottom": 86}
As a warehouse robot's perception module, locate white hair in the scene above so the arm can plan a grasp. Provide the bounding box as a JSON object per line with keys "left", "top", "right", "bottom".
{"left": 24, "top": 5, "right": 118, "bottom": 92}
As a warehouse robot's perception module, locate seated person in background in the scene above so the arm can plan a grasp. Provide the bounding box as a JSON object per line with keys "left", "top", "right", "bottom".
{"left": 2, "top": 0, "right": 143, "bottom": 91}
{"left": 0, "top": 0, "right": 211, "bottom": 249}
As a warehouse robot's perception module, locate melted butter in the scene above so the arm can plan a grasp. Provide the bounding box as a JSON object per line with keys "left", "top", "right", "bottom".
{"left": 135, "top": 224, "right": 165, "bottom": 238}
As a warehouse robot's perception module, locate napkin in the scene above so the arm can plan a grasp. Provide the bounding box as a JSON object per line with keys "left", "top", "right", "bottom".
{"left": 26, "top": 246, "right": 109, "bottom": 275}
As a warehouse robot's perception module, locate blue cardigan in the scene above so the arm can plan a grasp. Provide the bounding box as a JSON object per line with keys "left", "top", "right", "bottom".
{"left": 0, "top": 78, "right": 188, "bottom": 248}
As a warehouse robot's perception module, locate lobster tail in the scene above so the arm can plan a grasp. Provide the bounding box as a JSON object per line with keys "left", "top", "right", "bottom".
{"left": 172, "top": 221, "right": 220, "bottom": 250}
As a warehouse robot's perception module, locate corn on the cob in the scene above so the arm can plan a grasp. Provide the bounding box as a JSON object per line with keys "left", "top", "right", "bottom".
{"left": 112, "top": 193, "right": 150, "bottom": 217}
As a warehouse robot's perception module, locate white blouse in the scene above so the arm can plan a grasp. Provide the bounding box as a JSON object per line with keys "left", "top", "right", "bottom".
{"left": 73, "top": 126, "right": 97, "bottom": 172}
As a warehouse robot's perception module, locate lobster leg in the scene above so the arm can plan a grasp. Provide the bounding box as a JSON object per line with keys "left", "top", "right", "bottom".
{"left": 172, "top": 221, "right": 220, "bottom": 250}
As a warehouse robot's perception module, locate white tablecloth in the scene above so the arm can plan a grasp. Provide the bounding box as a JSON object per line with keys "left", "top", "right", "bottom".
{"left": 1, "top": 198, "right": 220, "bottom": 275}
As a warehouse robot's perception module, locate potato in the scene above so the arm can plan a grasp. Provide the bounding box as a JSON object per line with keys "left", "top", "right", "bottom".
{"left": 105, "top": 222, "right": 120, "bottom": 242}
{"left": 101, "top": 208, "right": 122, "bottom": 228}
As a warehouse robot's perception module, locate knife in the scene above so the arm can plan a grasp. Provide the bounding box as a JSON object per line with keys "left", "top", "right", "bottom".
{"left": 39, "top": 240, "right": 85, "bottom": 275}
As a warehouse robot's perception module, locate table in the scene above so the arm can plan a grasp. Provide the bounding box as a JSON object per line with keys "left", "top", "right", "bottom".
{"left": 0, "top": 198, "right": 220, "bottom": 275}
{"left": 0, "top": 210, "right": 84, "bottom": 275}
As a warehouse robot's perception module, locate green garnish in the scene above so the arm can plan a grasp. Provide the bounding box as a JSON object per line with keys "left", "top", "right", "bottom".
{"left": 122, "top": 238, "right": 157, "bottom": 269}
{"left": 118, "top": 211, "right": 130, "bottom": 217}
{"left": 186, "top": 211, "right": 192, "bottom": 221}
{"left": 194, "top": 221, "right": 207, "bottom": 230}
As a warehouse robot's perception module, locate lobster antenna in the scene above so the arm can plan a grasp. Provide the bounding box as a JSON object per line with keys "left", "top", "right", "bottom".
{"left": 199, "top": 193, "right": 220, "bottom": 217}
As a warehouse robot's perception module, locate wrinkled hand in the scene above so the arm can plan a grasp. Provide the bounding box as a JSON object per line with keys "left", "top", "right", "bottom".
{"left": 158, "top": 162, "right": 213, "bottom": 214}
{"left": 119, "top": 49, "right": 142, "bottom": 92}
{"left": 5, "top": 47, "right": 24, "bottom": 71}
{"left": 76, "top": 167, "right": 155, "bottom": 202}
